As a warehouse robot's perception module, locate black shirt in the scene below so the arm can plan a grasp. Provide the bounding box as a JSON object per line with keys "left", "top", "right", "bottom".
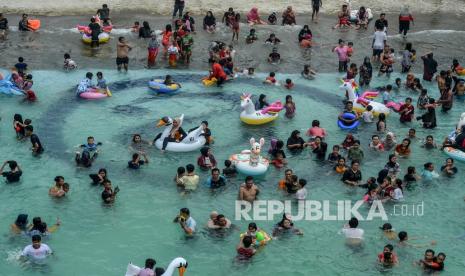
{"left": 328, "top": 152, "right": 341, "bottom": 162}
{"left": 18, "top": 19, "right": 29, "bottom": 31}
{"left": 139, "top": 27, "right": 152, "bottom": 38}
{"left": 403, "top": 174, "right": 417, "bottom": 183}
{"left": 375, "top": 19, "right": 388, "bottom": 29}
{"left": 312, "top": 142, "right": 328, "bottom": 160}
{"left": 341, "top": 169, "right": 362, "bottom": 183}
{"left": 175, "top": 0, "right": 185, "bottom": 6}
{"left": 2, "top": 170, "right": 22, "bottom": 182}
{"left": 287, "top": 136, "right": 305, "bottom": 148}
{"left": 97, "top": 8, "right": 110, "bottom": 20}
{"left": 30, "top": 134, "right": 44, "bottom": 153}
{"left": 269, "top": 52, "right": 281, "bottom": 61}
{"left": 209, "top": 177, "right": 226, "bottom": 189}
{"left": 223, "top": 167, "right": 237, "bottom": 177}
{"left": 0, "top": 18, "right": 8, "bottom": 30}
{"left": 128, "top": 160, "right": 144, "bottom": 169}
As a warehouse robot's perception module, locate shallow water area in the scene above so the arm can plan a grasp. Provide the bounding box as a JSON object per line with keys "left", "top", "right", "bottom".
{"left": 0, "top": 69, "right": 464, "bottom": 275}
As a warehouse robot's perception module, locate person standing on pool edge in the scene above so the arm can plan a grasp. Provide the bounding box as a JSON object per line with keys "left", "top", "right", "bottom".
{"left": 117, "top": 37, "right": 132, "bottom": 72}
{"left": 172, "top": 0, "right": 185, "bottom": 19}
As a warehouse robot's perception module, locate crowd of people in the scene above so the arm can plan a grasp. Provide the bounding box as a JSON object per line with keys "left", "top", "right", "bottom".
{"left": 2, "top": 1, "right": 464, "bottom": 274}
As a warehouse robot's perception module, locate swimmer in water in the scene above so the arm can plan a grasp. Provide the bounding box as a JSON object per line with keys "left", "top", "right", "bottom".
{"left": 20, "top": 235, "right": 53, "bottom": 262}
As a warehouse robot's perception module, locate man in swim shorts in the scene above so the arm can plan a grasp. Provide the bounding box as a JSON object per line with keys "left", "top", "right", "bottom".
{"left": 116, "top": 36, "right": 132, "bottom": 72}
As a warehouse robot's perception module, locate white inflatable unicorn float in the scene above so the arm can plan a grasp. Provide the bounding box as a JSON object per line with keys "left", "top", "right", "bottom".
{"left": 229, "top": 137, "right": 269, "bottom": 176}
{"left": 239, "top": 93, "right": 284, "bottom": 125}
{"left": 340, "top": 79, "right": 391, "bottom": 116}
{"left": 125, "top": 257, "right": 187, "bottom": 276}
{"left": 154, "top": 114, "right": 206, "bottom": 152}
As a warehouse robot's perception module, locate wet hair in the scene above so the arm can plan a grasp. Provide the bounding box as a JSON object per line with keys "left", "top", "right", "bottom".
{"left": 372, "top": 135, "right": 379, "bottom": 139}
{"left": 385, "top": 244, "right": 394, "bottom": 251}
{"left": 186, "top": 164, "right": 195, "bottom": 173}
{"left": 86, "top": 72, "right": 93, "bottom": 79}
{"left": 32, "top": 235, "right": 41, "bottom": 242}
{"left": 348, "top": 41, "right": 353, "bottom": 46}
{"left": 299, "top": 179, "right": 307, "bottom": 187}
{"left": 118, "top": 36, "right": 124, "bottom": 42}
{"left": 250, "top": 28, "right": 256, "bottom": 33}
{"left": 31, "top": 217, "right": 42, "bottom": 230}
{"left": 425, "top": 249, "right": 435, "bottom": 255}
{"left": 98, "top": 168, "right": 107, "bottom": 175}
{"left": 333, "top": 145, "right": 340, "bottom": 150}
{"left": 285, "top": 95, "right": 293, "bottom": 102}
{"left": 312, "top": 120, "right": 320, "bottom": 127}
{"left": 37, "top": 222, "right": 48, "bottom": 234}
{"left": 438, "top": 252, "right": 446, "bottom": 259}
{"left": 132, "top": 134, "right": 141, "bottom": 142}
{"left": 180, "top": 207, "right": 190, "bottom": 215}
{"left": 91, "top": 18, "right": 96, "bottom": 23}
{"left": 269, "top": 72, "right": 275, "bottom": 77}
{"left": 211, "top": 168, "right": 220, "bottom": 174}
{"left": 54, "top": 176, "right": 64, "bottom": 182}
{"left": 424, "top": 162, "right": 433, "bottom": 169}
{"left": 386, "top": 84, "right": 392, "bottom": 90}
{"left": 145, "top": 258, "right": 156, "bottom": 269}
{"left": 97, "top": 72, "right": 103, "bottom": 77}
{"left": 18, "top": 57, "right": 24, "bottom": 62}
{"left": 242, "top": 235, "right": 253, "bottom": 247}
{"left": 398, "top": 231, "right": 407, "bottom": 241}
{"left": 64, "top": 53, "right": 71, "bottom": 59}
{"left": 224, "top": 160, "right": 232, "bottom": 167}
{"left": 366, "top": 105, "right": 373, "bottom": 111}
{"left": 177, "top": 166, "right": 186, "bottom": 175}
{"left": 14, "top": 114, "right": 23, "bottom": 123}
{"left": 132, "top": 153, "right": 139, "bottom": 160}
{"left": 200, "top": 146, "right": 210, "bottom": 156}
{"left": 258, "top": 94, "right": 267, "bottom": 102}
{"left": 290, "top": 130, "right": 300, "bottom": 138}
{"left": 15, "top": 214, "right": 28, "bottom": 229}
{"left": 377, "top": 169, "right": 389, "bottom": 184}
{"left": 285, "top": 79, "right": 292, "bottom": 84}
{"left": 348, "top": 217, "right": 359, "bottom": 228}
{"left": 245, "top": 175, "right": 254, "bottom": 183}
{"left": 276, "top": 140, "right": 284, "bottom": 149}
{"left": 407, "top": 166, "right": 415, "bottom": 174}
{"left": 165, "top": 24, "right": 172, "bottom": 32}
{"left": 248, "top": 222, "right": 257, "bottom": 230}
{"left": 8, "top": 160, "right": 18, "bottom": 170}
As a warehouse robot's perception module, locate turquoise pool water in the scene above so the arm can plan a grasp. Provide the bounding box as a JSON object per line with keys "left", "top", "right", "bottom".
{"left": 0, "top": 69, "right": 464, "bottom": 275}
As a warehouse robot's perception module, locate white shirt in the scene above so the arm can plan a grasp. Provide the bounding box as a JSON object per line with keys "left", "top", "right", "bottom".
{"left": 185, "top": 217, "right": 196, "bottom": 233}
{"left": 341, "top": 227, "right": 364, "bottom": 239}
{"left": 362, "top": 111, "right": 373, "bottom": 122}
{"left": 393, "top": 188, "right": 404, "bottom": 200}
{"left": 373, "top": 31, "right": 387, "bottom": 50}
{"left": 295, "top": 187, "right": 307, "bottom": 200}
{"left": 21, "top": 244, "right": 52, "bottom": 260}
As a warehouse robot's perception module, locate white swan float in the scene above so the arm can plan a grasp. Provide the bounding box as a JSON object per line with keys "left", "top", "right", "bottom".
{"left": 230, "top": 137, "right": 269, "bottom": 176}
{"left": 125, "top": 257, "right": 188, "bottom": 276}
{"left": 154, "top": 114, "right": 206, "bottom": 152}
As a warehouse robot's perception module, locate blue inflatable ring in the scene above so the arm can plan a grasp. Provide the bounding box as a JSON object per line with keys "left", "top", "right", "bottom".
{"left": 148, "top": 79, "right": 180, "bottom": 94}
{"left": 338, "top": 112, "right": 360, "bottom": 130}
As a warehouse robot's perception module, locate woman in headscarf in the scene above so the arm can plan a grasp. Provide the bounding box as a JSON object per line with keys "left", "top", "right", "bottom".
{"left": 255, "top": 94, "right": 269, "bottom": 110}
{"left": 355, "top": 7, "right": 368, "bottom": 30}
{"left": 281, "top": 6, "right": 296, "bottom": 25}
{"left": 11, "top": 214, "right": 28, "bottom": 234}
{"left": 203, "top": 11, "right": 216, "bottom": 33}
{"left": 359, "top": 57, "right": 373, "bottom": 86}
{"left": 161, "top": 117, "right": 187, "bottom": 151}
{"left": 247, "top": 7, "right": 267, "bottom": 26}
{"left": 147, "top": 33, "right": 159, "bottom": 67}
{"left": 399, "top": 6, "right": 414, "bottom": 38}
{"left": 298, "top": 25, "right": 313, "bottom": 48}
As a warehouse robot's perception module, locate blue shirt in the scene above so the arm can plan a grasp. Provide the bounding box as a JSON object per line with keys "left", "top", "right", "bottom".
{"left": 185, "top": 217, "right": 196, "bottom": 233}
{"left": 96, "top": 78, "right": 107, "bottom": 89}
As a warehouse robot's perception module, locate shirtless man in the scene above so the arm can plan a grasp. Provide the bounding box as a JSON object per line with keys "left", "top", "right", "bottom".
{"left": 116, "top": 36, "right": 132, "bottom": 72}
{"left": 238, "top": 176, "right": 260, "bottom": 203}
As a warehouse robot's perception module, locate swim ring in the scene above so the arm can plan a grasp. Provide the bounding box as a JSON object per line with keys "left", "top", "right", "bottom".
{"left": 240, "top": 230, "right": 271, "bottom": 245}
{"left": 340, "top": 79, "right": 390, "bottom": 116}
{"left": 28, "top": 19, "right": 41, "bottom": 31}
{"left": 82, "top": 32, "right": 110, "bottom": 44}
{"left": 148, "top": 79, "right": 180, "bottom": 93}
{"left": 0, "top": 79, "right": 24, "bottom": 96}
{"left": 338, "top": 113, "right": 360, "bottom": 130}
{"left": 202, "top": 77, "right": 217, "bottom": 87}
{"left": 443, "top": 147, "right": 465, "bottom": 163}
{"left": 154, "top": 114, "right": 206, "bottom": 152}
{"left": 230, "top": 150, "right": 269, "bottom": 176}
{"left": 77, "top": 25, "right": 113, "bottom": 34}
{"left": 240, "top": 93, "right": 283, "bottom": 125}
{"left": 79, "top": 88, "right": 110, "bottom": 99}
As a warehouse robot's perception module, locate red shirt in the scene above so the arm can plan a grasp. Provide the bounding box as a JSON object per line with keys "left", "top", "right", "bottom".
{"left": 211, "top": 62, "right": 227, "bottom": 79}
